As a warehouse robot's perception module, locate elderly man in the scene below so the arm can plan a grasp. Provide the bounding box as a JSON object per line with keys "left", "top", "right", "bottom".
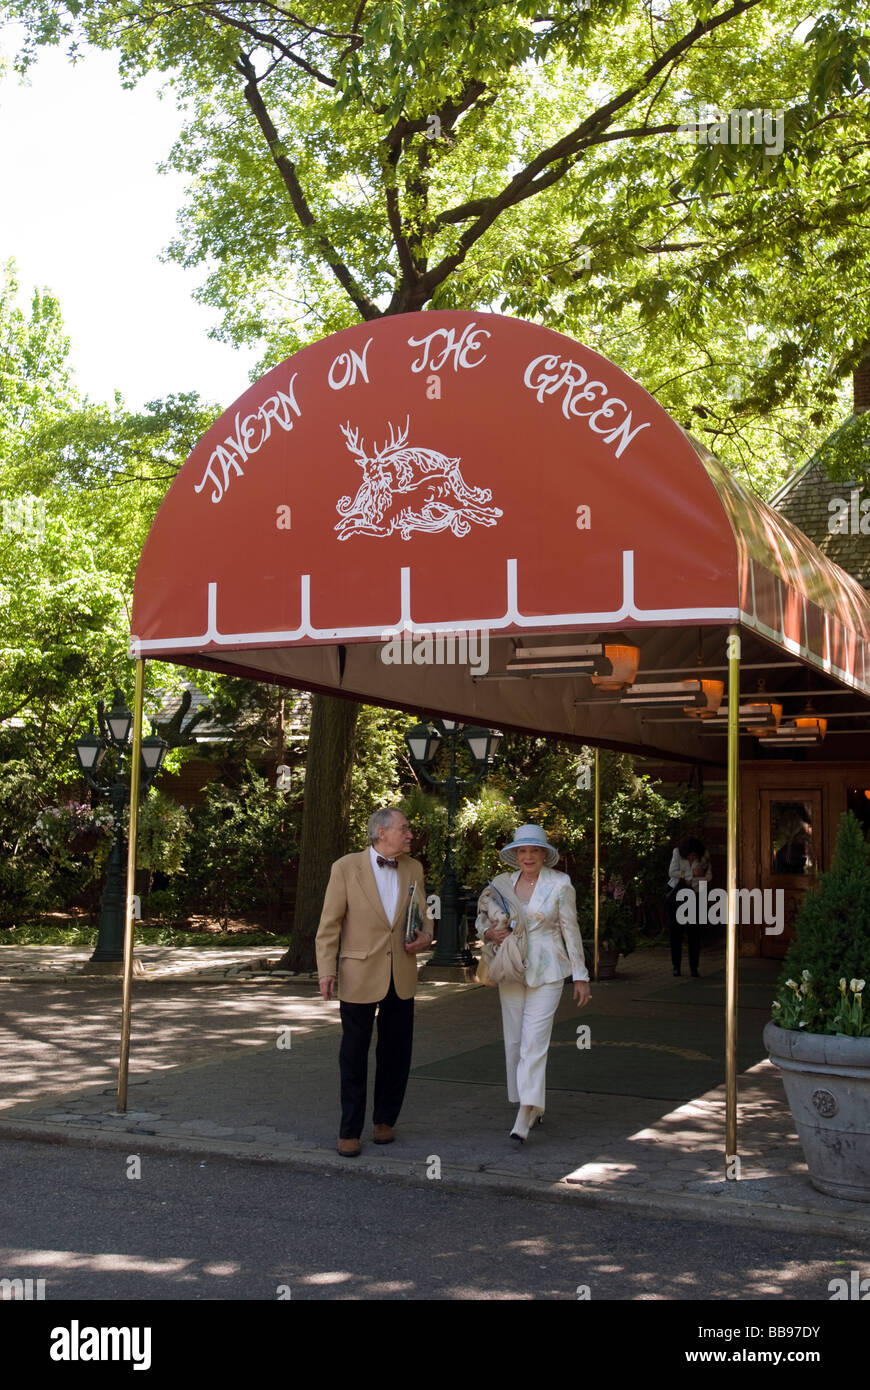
{"left": 316, "top": 807, "right": 432, "bottom": 1157}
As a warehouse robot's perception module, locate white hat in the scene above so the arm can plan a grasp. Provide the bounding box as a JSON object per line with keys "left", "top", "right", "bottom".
{"left": 499, "top": 824, "right": 560, "bottom": 869}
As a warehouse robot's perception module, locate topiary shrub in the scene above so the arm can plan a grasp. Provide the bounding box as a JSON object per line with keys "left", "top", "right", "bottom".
{"left": 771, "top": 811, "right": 870, "bottom": 1036}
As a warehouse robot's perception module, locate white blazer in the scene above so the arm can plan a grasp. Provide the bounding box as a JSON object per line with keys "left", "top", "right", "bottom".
{"left": 480, "top": 866, "right": 589, "bottom": 988}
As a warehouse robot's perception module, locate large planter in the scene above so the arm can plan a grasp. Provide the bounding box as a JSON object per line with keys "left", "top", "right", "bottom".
{"left": 763, "top": 1020, "right": 870, "bottom": 1202}
{"left": 582, "top": 939, "right": 619, "bottom": 980}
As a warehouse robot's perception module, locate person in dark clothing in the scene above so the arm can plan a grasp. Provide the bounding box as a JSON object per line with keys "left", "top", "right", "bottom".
{"left": 666, "top": 836, "right": 711, "bottom": 977}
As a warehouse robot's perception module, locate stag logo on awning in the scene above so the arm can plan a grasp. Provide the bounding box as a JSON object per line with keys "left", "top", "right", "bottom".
{"left": 334, "top": 417, "right": 502, "bottom": 540}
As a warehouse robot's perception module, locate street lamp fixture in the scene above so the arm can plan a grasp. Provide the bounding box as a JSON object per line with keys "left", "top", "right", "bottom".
{"left": 105, "top": 690, "right": 134, "bottom": 747}
{"left": 405, "top": 721, "right": 442, "bottom": 765}
{"left": 462, "top": 725, "right": 503, "bottom": 767}
{"left": 141, "top": 727, "right": 169, "bottom": 775}
{"left": 74, "top": 721, "right": 106, "bottom": 777}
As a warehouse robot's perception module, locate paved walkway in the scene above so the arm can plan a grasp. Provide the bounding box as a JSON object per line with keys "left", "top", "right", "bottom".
{"left": 0, "top": 943, "right": 301, "bottom": 981}
{"left": 0, "top": 942, "right": 867, "bottom": 1239}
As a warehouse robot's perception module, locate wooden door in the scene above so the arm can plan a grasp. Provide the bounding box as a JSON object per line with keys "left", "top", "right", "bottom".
{"left": 758, "top": 789, "right": 822, "bottom": 958}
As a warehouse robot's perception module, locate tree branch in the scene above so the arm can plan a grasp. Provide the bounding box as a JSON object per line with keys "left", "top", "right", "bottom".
{"left": 419, "top": 0, "right": 765, "bottom": 300}
{"left": 236, "top": 52, "right": 379, "bottom": 321}
{"left": 204, "top": 5, "right": 336, "bottom": 87}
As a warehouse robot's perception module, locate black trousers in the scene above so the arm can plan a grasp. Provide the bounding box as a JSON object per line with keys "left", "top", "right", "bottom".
{"left": 667, "top": 889, "right": 701, "bottom": 974}
{"left": 338, "top": 976, "right": 414, "bottom": 1139}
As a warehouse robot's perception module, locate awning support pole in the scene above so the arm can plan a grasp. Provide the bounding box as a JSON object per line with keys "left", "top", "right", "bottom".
{"left": 118, "top": 656, "right": 145, "bottom": 1114}
{"left": 725, "top": 627, "right": 740, "bottom": 1173}
{"left": 593, "top": 747, "right": 600, "bottom": 982}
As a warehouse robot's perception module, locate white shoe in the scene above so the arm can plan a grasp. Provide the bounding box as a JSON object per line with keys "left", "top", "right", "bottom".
{"left": 510, "top": 1105, "right": 544, "bottom": 1142}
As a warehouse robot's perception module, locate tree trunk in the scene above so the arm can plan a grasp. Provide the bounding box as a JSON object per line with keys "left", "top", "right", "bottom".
{"left": 279, "top": 693, "right": 359, "bottom": 971}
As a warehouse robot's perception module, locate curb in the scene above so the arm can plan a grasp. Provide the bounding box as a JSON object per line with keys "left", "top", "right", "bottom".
{"left": 1, "top": 1116, "right": 866, "bottom": 1240}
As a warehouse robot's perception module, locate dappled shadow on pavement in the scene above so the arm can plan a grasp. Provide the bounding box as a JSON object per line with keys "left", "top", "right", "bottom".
{"left": 0, "top": 980, "right": 330, "bottom": 1110}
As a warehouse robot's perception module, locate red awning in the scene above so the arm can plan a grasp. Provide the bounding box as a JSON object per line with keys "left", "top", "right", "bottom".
{"left": 131, "top": 312, "right": 870, "bottom": 759}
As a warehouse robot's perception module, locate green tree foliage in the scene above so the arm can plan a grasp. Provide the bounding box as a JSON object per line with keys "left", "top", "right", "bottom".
{"left": 0, "top": 259, "right": 224, "bottom": 792}
{"left": 395, "top": 737, "right": 698, "bottom": 940}
{"left": 6, "top": 2, "right": 870, "bottom": 487}
{"left": 347, "top": 704, "right": 412, "bottom": 845}
{"left": 0, "top": 261, "right": 263, "bottom": 924}
{"left": 397, "top": 780, "right": 517, "bottom": 897}
{"left": 489, "top": 737, "right": 701, "bottom": 911}
{"left": 0, "top": 761, "right": 54, "bottom": 928}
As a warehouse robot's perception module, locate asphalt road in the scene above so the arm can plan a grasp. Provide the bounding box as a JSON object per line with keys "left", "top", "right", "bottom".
{"left": 2, "top": 1138, "right": 868, "bottom": 1303}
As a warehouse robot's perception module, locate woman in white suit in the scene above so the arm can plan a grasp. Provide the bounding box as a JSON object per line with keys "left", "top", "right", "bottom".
{"left": 477, "top": 825, "right": 591, "bottom": 1142}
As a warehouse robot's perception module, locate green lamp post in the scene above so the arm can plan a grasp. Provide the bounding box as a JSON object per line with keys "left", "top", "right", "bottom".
{"left": 74, "top": 689, "right": 167, "bottom": 964}
{"left": 404, "top": 718, "right": 502, "bottom": 972}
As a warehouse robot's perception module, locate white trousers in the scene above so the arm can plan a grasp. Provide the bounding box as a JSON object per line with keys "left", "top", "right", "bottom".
{"left": 498, "top": 978, "right": 565, "bottom": 1110}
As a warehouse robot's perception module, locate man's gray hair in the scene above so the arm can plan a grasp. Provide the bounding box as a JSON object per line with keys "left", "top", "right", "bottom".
{"left": 367, "top": 807, "right": 403, "bottom": 844}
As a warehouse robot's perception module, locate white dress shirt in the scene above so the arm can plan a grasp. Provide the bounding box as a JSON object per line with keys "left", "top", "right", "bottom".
{"left": 369, "top": 845, "right": 399, "bottom": 923}
{"left": 668, "top": 849, "right": 712, "bottom": 889}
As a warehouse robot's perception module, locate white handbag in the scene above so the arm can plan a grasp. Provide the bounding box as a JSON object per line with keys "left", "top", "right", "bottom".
{"left": 477, "top": 880, "right": 528, "bottom": 986}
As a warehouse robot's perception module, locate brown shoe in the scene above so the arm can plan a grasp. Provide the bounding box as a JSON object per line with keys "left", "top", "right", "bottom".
{"left": 337, "top": 1138, "right": 361, "bottom": 1157}
{"left": 372, "top": 1124, "right": 395, "bottom": 1145}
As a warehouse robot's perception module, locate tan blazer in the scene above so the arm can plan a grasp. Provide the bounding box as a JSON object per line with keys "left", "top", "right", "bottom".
{"left": 315, "top": 850, "right": 428, "bottom": 1003}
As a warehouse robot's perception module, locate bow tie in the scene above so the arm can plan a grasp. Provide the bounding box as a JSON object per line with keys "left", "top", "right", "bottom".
{"left": 376, "top": 855, "right": 399, "bottom": 869}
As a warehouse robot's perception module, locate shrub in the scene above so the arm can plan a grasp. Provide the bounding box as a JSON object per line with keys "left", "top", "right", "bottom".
{"left": 0, "top": 762, "right": 87, "bottom": 927}
{"left": 771, "top": 811, "right": 870, "bottom": 1036}
{"left": 398, "top": 783, "right": 518, "bottom": 898}
{"left": 454, "top": 785, "right": 518, "bottom": 889}
{"left": 398, "top": 784, "right": 447, "bottom": 889}
{"left": 577, "top": 888, "right": 637, "bottom": 957}
{"left": 175, "top": 767, "right": 298, "bottom": 928}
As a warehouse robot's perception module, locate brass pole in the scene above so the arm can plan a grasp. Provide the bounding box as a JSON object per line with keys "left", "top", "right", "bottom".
{"left": 725, "top": 627, "right": 740, "bottom": 1172}
{"left": 117, "top": 657, "right": 145, "bottom": 1113}
{"left": 593, "top": 747, "right": 600, "bottom": 982}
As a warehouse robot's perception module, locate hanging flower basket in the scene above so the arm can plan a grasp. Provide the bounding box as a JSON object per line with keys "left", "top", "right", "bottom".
{"left": 35, "top": 801, "right": 113, "bottom": 862}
